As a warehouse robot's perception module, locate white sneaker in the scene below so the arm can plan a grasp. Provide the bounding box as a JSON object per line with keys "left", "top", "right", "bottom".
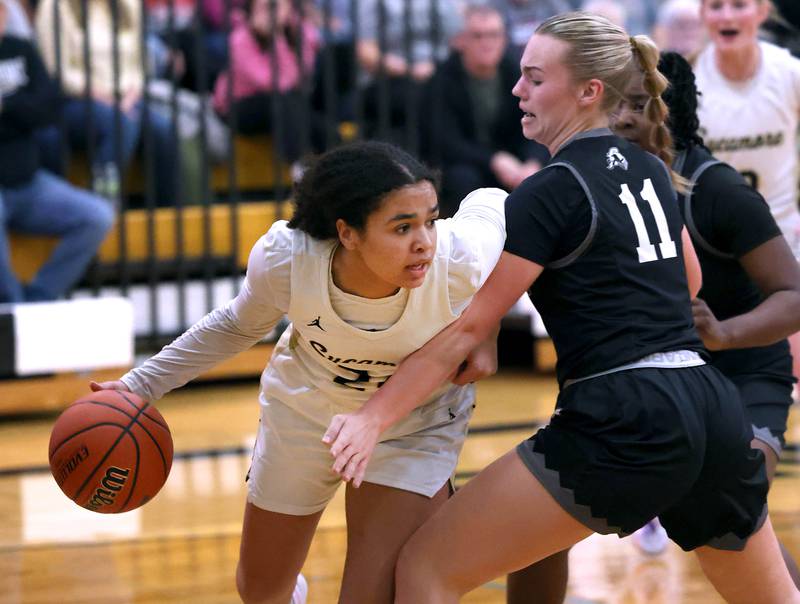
{"left": 633, "top": 519, "right": 669, "bottom": 555}
{"left": 291, "top": 573, "right": 308, "bottom": 604}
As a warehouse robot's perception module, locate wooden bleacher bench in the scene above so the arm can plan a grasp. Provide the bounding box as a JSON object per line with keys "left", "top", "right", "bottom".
{"left": 9, "top": 201, "right": 285, "bottom": 282}
{"left": 65, "top": 133, "right": 293, "bottom": 197}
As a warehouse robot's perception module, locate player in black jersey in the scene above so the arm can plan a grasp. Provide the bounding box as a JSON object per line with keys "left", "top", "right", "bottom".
{"left": 504, "top": 48, "right": 800, "bottom": 604}
{"left": 322, "top": 12, "right": 800, "bottom": 603}
{"left": 612, "top": 50, "right": 800, "bottom": 584}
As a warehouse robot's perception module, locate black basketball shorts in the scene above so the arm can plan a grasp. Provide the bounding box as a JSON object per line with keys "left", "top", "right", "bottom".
{"left": 726, "top": 370, "right": 795, "bottom": 458}
{"left": 516, "top": 364, "right": 769, "bottom": 551}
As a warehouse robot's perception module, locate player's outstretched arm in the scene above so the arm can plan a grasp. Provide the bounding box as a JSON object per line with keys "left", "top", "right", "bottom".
{"left": 323, "top": 252, "right": 543, "bottom": 486}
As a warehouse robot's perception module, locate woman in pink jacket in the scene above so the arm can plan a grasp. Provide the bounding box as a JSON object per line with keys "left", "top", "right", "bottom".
{"left": 213, "top": 0, "right": 329, "bottom": 166}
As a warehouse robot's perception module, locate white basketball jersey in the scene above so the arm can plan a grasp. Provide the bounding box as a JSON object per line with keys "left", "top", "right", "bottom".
{"left": 695, "top": 41, "right": 800, "bottom": 243}
{"left": 262, "top": 220, "right": 465, "bottom": 409}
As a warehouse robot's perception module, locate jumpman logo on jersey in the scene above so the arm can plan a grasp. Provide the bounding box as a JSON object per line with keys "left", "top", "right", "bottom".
{"left": 307, "top": 316, "right": 325, "bottom": 331}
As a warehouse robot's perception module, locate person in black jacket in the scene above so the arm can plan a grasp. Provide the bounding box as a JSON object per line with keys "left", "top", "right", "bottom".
{"left": 0, "top": 0, "right": 113, "bottom": 303}
{"left": 420, "top": 4, "right": 548, "bottom": 217}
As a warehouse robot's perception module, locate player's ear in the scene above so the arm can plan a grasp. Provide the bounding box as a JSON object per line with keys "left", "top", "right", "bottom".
{"left": 336, "top": 218, "right": 359, "bottom": 250}
{"left": 577, "top": 78, "right": 604, "bottom": 108}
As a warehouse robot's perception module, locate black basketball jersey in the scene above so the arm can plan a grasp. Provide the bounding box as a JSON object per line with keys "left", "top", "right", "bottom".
{"left": 505, "top": 129, "right": 703, "bottom": 385}
{"left": 676, "top": 145, "right": 791, "bottom": 379}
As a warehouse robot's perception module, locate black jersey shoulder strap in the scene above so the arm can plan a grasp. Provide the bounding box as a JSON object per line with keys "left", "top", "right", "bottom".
{"left": 682, "top": 158, "right": 735, "bottom": 260}
{"left": 543, "top": 160, "right": 599, "bottom": 269}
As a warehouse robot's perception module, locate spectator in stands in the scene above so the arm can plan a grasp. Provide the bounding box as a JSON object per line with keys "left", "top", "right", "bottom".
{"left": 144, "top": 0, "right": 195, "bottom": 80}
{"left": 159, "top": 0, "right": 247, "bottom": 92}
{"left": 2, "top": 0, "right": 29, "bottom": 39}
{"left": 355, "top": 0, "right": 462, "bottom": 142}
{"left": 651, "top": 0, "right": 705, "bottom": 59}
{"left": 580, "top": 0, "right": 626, "bottom": 28}
{"left": 213, "top": 0, "right": 327, "bottom": 168}
{"left": 492, "top": 0, "right": 574, "bottom": 59}
{"left": 201, "top": 0, "right": 247, "bottom": 87}
{"left": 0, "top": 0, "right": 113, "bottom": 303}
{"left": 618, "top": 0, "right": 660, "bottom": 35}
{"left": 310, "top": 0, "right": 358, "bottom": 122}
{"left": 35, "top": 0, "right": 178, "bottom": 206}
{"left": 420, "top": 4, "right": 547, "bottom": 217}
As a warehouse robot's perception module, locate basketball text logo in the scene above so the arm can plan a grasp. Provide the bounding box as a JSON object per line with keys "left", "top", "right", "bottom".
{"left": 55, "top": 445, "right": 89, "bottom": 486}
{"left": 85, "top": 466, "right": 130, "bottom": 511}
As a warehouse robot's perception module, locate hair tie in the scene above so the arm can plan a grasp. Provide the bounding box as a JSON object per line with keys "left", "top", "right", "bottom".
{"left": 630, "top": 36, "right": 638, "bottom": 51}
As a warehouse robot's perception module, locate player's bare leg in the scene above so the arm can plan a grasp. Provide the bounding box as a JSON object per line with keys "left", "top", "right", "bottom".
{"left": 506, "top": 549, "right": 570, "bottom": 604}
{"left": 338, "top": 481, "right": 450, "bottom": 603}
{"left": 752, "top": 438, "right": 800, "bottom": 587}
{"left": 395, "top": 449, "right": 591, "bottom": 603}
{"left": 695, "top": 516, "right": 800, "bottom": 604}
{"left": 236, "top": 501, "right": 322, "bottom": 604}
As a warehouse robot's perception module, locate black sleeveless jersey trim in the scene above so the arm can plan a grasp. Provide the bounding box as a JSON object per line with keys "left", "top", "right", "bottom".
{"left": 679, "top": 155, "right": 734, "bottom": 260}
{"left": 545, "top": 161, "right": 599, "bottom": 270}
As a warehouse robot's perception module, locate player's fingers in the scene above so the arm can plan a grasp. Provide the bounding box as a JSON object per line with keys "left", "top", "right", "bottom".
{"left": 322, "top": 415, "right": 346, "bottom": 447}
{"left": 342, "top": 454, "right": 362, "bottom": 482}
{"left": 352, "top": 458, "right": 370, "bottom": 488}
{"left": 332, "top": 444, "right": 354, "bottom": 474}
{"left": 90, "top": 381, "right": 127, "bottom": 392}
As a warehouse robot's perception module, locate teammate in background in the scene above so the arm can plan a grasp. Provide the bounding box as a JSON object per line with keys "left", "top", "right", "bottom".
{"left": 91, "top": 141, "right": 507, "bottom": 603}
{"left": 323, "top": 13, "right": 800, "bottom": 604}
{"left": 694, "top": 0, "right": 800, "bottom": 398}
{"left": 613, "top": 50, "right": 800, "bottom": 582}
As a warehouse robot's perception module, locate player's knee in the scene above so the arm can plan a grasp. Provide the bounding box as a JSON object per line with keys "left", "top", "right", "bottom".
{"left": 236, "top": 563, "right": 294, "bottom": 604}
{"left": 396, "top": 537, "right": 457, "bottom": 599}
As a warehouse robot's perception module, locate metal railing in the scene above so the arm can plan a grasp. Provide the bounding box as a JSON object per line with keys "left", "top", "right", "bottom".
{"left": 39, "top": 0, "right": 455, "bottom": 351}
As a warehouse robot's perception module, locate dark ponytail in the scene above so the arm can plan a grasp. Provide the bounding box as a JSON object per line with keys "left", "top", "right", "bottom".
{"left": 657, "top": 51, "right": 706, "bottom": 152}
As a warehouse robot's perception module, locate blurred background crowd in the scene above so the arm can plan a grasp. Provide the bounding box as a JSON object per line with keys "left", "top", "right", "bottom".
{"left": 0, "top": 0, "right": 798, "bottom": 351}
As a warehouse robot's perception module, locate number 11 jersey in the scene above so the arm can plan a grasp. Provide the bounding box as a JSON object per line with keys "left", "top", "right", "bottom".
{"left": 504, "top": 129, "right": 703, "bottom": 386}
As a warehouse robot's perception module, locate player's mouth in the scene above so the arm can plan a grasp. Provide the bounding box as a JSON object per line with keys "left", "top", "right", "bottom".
{"left": 719, "top": 28, "right": 740, "bottom": 40}
{"left": 405, "top": 262, "right": 429, "bottom": 278}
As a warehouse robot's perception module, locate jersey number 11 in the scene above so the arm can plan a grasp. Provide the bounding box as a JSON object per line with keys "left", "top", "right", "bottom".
{"left": 619, "top": 178, "right": 677, "bottom": 263}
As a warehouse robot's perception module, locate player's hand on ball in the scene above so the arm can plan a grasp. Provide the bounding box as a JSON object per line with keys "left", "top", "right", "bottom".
{"left": 90, "top": 380, "right": 132, "bottom": 393}
{"left": 322, "top": 411, "right": 381, "bottom": 488}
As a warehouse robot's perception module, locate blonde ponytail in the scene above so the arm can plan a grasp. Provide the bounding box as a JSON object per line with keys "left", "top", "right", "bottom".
{"left": 630, "top": 35, "right": 688, "bottom": 192}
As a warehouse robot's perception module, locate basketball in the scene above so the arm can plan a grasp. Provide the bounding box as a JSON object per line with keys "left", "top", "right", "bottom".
{"left": 48, "top": 389, "right": 174, "bottom": 514}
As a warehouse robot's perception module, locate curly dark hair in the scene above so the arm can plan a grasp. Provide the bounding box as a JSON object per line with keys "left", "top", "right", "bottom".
{"left": 658, "top": 51, "right": 706, "bottom": 151}
{"left": 288, "top": 141, "right": 438, "bottom": 240}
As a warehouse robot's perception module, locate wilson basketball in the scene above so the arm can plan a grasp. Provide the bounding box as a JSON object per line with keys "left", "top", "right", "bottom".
{"left": 48, "top": 390, "right": 173, "bottom": 514}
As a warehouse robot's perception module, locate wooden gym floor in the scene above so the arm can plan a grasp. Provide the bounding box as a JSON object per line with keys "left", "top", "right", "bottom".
{"left": 0, "top": 370, "right": 797, "bottom": 603}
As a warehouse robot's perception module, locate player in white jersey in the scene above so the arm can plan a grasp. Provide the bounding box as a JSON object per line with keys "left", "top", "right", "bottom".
{"left": 694, "top": 0, "right": 800, "bottom": 395}
{"left": 90, "top": 141, "right": 507, "bottom": 603}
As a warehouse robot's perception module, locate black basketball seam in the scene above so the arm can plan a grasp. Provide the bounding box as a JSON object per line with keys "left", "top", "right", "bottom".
{"left": 83, "top": 402, "right": 172, "bottom": 481}
{"left": 140, "top": 409, "right": 169, "bottom": 430}
{"left": 50, "top": 422, "right": 129, "bottom": 459}
{"left": 133, "top": 415, "right": 171, "bottom": 476}
{"left": 71, "top": 400, "right": 151, "bottom": 503}
{"left": 71, "top": 398, "right": 170, "bottom": 431}
{"left": 117, "top": 431, "right": 141, "bottom": 513}
{"left": 117, "top": 392, "right": 171, "bottom": 475}
{"left": 117, "top": 392, "right": 170, "bottom": 431}
{"left": 67, "top": 399, "right": 171, "bottom": 475}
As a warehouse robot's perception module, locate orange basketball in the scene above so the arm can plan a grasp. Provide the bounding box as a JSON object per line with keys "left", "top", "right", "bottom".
{"left": 48, "top": 389, "right": 173, "bottom": 513}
